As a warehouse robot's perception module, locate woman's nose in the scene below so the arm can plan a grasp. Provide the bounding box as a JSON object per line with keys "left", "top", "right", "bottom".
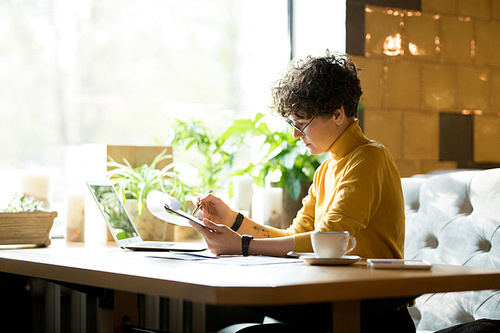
{"left": 292, "top": 128, "right": 303, "bottom": 139}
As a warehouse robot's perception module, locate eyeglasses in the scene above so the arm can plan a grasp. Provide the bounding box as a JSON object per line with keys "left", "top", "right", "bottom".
{"left": 285, "top": 116, "right": 316, "bottom": 136}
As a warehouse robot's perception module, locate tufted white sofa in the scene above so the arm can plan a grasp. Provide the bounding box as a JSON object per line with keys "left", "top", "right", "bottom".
{"left": 402, "top": 168, "right": 500, "bottom": 332}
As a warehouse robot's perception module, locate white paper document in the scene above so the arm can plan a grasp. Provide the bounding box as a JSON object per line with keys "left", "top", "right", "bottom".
{"left": 148, "top": 252, "right": 303, "bottom": 266}
{"left": 146, "top": 190, "right": 197, "bottom": 227}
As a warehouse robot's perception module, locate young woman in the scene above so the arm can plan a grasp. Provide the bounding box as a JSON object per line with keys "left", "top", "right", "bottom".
{"left": 189, "top": 52, "right": 415, "bottom": 333}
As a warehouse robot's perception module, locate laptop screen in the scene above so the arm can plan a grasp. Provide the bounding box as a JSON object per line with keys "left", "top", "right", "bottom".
{"left": 87, "top": 181, "right": 140, "bottom": 242}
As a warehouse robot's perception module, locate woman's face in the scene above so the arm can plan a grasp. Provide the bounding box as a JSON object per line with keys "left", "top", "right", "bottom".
{"left": 287, "top": 110, "right": 348, "bottom": 155}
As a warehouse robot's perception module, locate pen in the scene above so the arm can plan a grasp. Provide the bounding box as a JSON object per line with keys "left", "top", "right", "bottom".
{"left": 192, "top": 189, "right": 212, "bottom": 216}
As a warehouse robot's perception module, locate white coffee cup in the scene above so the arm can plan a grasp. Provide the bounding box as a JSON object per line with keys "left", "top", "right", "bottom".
{"left": 311, "top": 231, "right": 357, "bottom": 258}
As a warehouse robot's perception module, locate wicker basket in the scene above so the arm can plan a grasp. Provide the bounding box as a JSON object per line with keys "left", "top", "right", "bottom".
{"left": 0, "top": 211, "right": 57, "bottom": 247}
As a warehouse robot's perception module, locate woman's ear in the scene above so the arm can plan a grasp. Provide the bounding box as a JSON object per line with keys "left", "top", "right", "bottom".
{"left": 333, "top": 106, "right": 346, "bottom": 125}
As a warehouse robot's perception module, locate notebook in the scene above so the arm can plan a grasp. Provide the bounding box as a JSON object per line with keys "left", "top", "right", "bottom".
{"left": 86, "top": 180, "right": 207, "bottom": 251}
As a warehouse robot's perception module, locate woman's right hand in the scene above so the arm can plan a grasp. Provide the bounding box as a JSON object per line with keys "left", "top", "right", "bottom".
{"left": 193, "top": 193, "right": 237, "bottom": 227}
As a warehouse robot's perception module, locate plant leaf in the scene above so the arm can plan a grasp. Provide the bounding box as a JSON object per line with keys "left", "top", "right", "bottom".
{"left": 284, "top": 172, "right": 302, "bottom": 201}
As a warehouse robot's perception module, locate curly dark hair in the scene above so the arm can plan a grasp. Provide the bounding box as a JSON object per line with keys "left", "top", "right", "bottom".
{"left": 270, "top": 51, "right": 362, "bottom": 119}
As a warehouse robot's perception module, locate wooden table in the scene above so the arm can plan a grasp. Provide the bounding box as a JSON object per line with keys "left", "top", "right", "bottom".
{"left": 2, "top": 240, "right": 500, "bottom": 333}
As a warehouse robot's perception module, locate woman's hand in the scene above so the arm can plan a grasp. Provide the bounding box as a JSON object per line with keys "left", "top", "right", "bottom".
{"left": 193, "top": 193, "right": 237, "bottom": 227}
{"left": 189, "top": 219, "right": 242, "bottom": 256}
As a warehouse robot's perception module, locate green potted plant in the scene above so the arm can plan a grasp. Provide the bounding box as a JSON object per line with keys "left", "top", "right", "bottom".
{"left": 230, "top": 113, "right": 325, "bottom": 201}
{"left": 163, "top": 118, "right": 248, "bottom": 194}
{"left": 107, "top": 149, "right": 191, "bottom": 241}
{"left": 1, "top": 194, "right": 45, "bottom": 212}
{"left": 0, "top": 194, "right": 57, "bottom": 247}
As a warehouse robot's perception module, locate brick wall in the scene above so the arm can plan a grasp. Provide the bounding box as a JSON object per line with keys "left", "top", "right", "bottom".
{"left": 352, "top": 0, "right": 500, "bottom": 176}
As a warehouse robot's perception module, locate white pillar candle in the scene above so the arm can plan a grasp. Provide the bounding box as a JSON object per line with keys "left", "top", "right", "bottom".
{"left": 262, "top": 187, "right": 283, "bottom": 228}
{"left": 84, "top": 193, "right": 108, "bottom": 246}
{"left": 21, "top": 171, "right": 53, "bottom": 210}
{"left": 65, "top": 191, "right": 86, "bottom": 242}
{"left": 251, "top": 186, "right": 264, "bottom": 223}
{"left": 232, "top": 175, "right": 254, "bottom": 216}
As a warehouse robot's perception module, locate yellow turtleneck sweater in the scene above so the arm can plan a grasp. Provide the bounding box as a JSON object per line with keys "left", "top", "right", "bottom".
{"left": 269, "top": 120, "right": 405, "bottom": 259}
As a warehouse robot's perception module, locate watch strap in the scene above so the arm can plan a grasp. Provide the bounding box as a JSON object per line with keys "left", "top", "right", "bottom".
{"left": 241, "top": 235, "right": 253, "bottom": 257}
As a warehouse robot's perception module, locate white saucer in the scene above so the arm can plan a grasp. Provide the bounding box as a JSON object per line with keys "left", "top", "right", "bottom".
{"left": 300, "top": 255, "right": 361, "bottom": 266}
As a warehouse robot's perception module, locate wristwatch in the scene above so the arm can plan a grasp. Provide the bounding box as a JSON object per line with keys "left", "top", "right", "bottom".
{"left": 241, "top": 235, "right": 253, "bottom": 257}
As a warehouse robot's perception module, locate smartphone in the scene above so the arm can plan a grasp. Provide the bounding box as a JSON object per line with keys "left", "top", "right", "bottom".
{"left": 367, "top": 259, "right": 433, "bottom": 270}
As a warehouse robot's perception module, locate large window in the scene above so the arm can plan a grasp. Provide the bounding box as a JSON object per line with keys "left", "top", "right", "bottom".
{"left": 292, "top": 0, "right": 346, "bottom": 59}
{"left": 0, "top": 0, "right": 291, "bottom": 168}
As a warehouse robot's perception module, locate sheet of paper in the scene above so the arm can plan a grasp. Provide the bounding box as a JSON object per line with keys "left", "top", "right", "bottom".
{"left": 146, "top": 190, "right": 195, "bottom": 227}
{"left": 203, "top": 256, "right": 303, "bottom": 266}
{"left": 149, "top": 252, "right": 302, "bottom": 265}
{"left": 147, "top": 251, "right": 216, "bottom": 261}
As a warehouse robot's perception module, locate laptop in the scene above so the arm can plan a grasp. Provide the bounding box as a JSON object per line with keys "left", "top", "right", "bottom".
{"left": 86, "top": 180, "right": 207, "bottom": 251}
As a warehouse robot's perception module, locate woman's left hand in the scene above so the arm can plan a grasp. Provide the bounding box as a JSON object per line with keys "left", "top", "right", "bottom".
{"left": 189, "top": 219, "right": 242, "bottom": 256}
